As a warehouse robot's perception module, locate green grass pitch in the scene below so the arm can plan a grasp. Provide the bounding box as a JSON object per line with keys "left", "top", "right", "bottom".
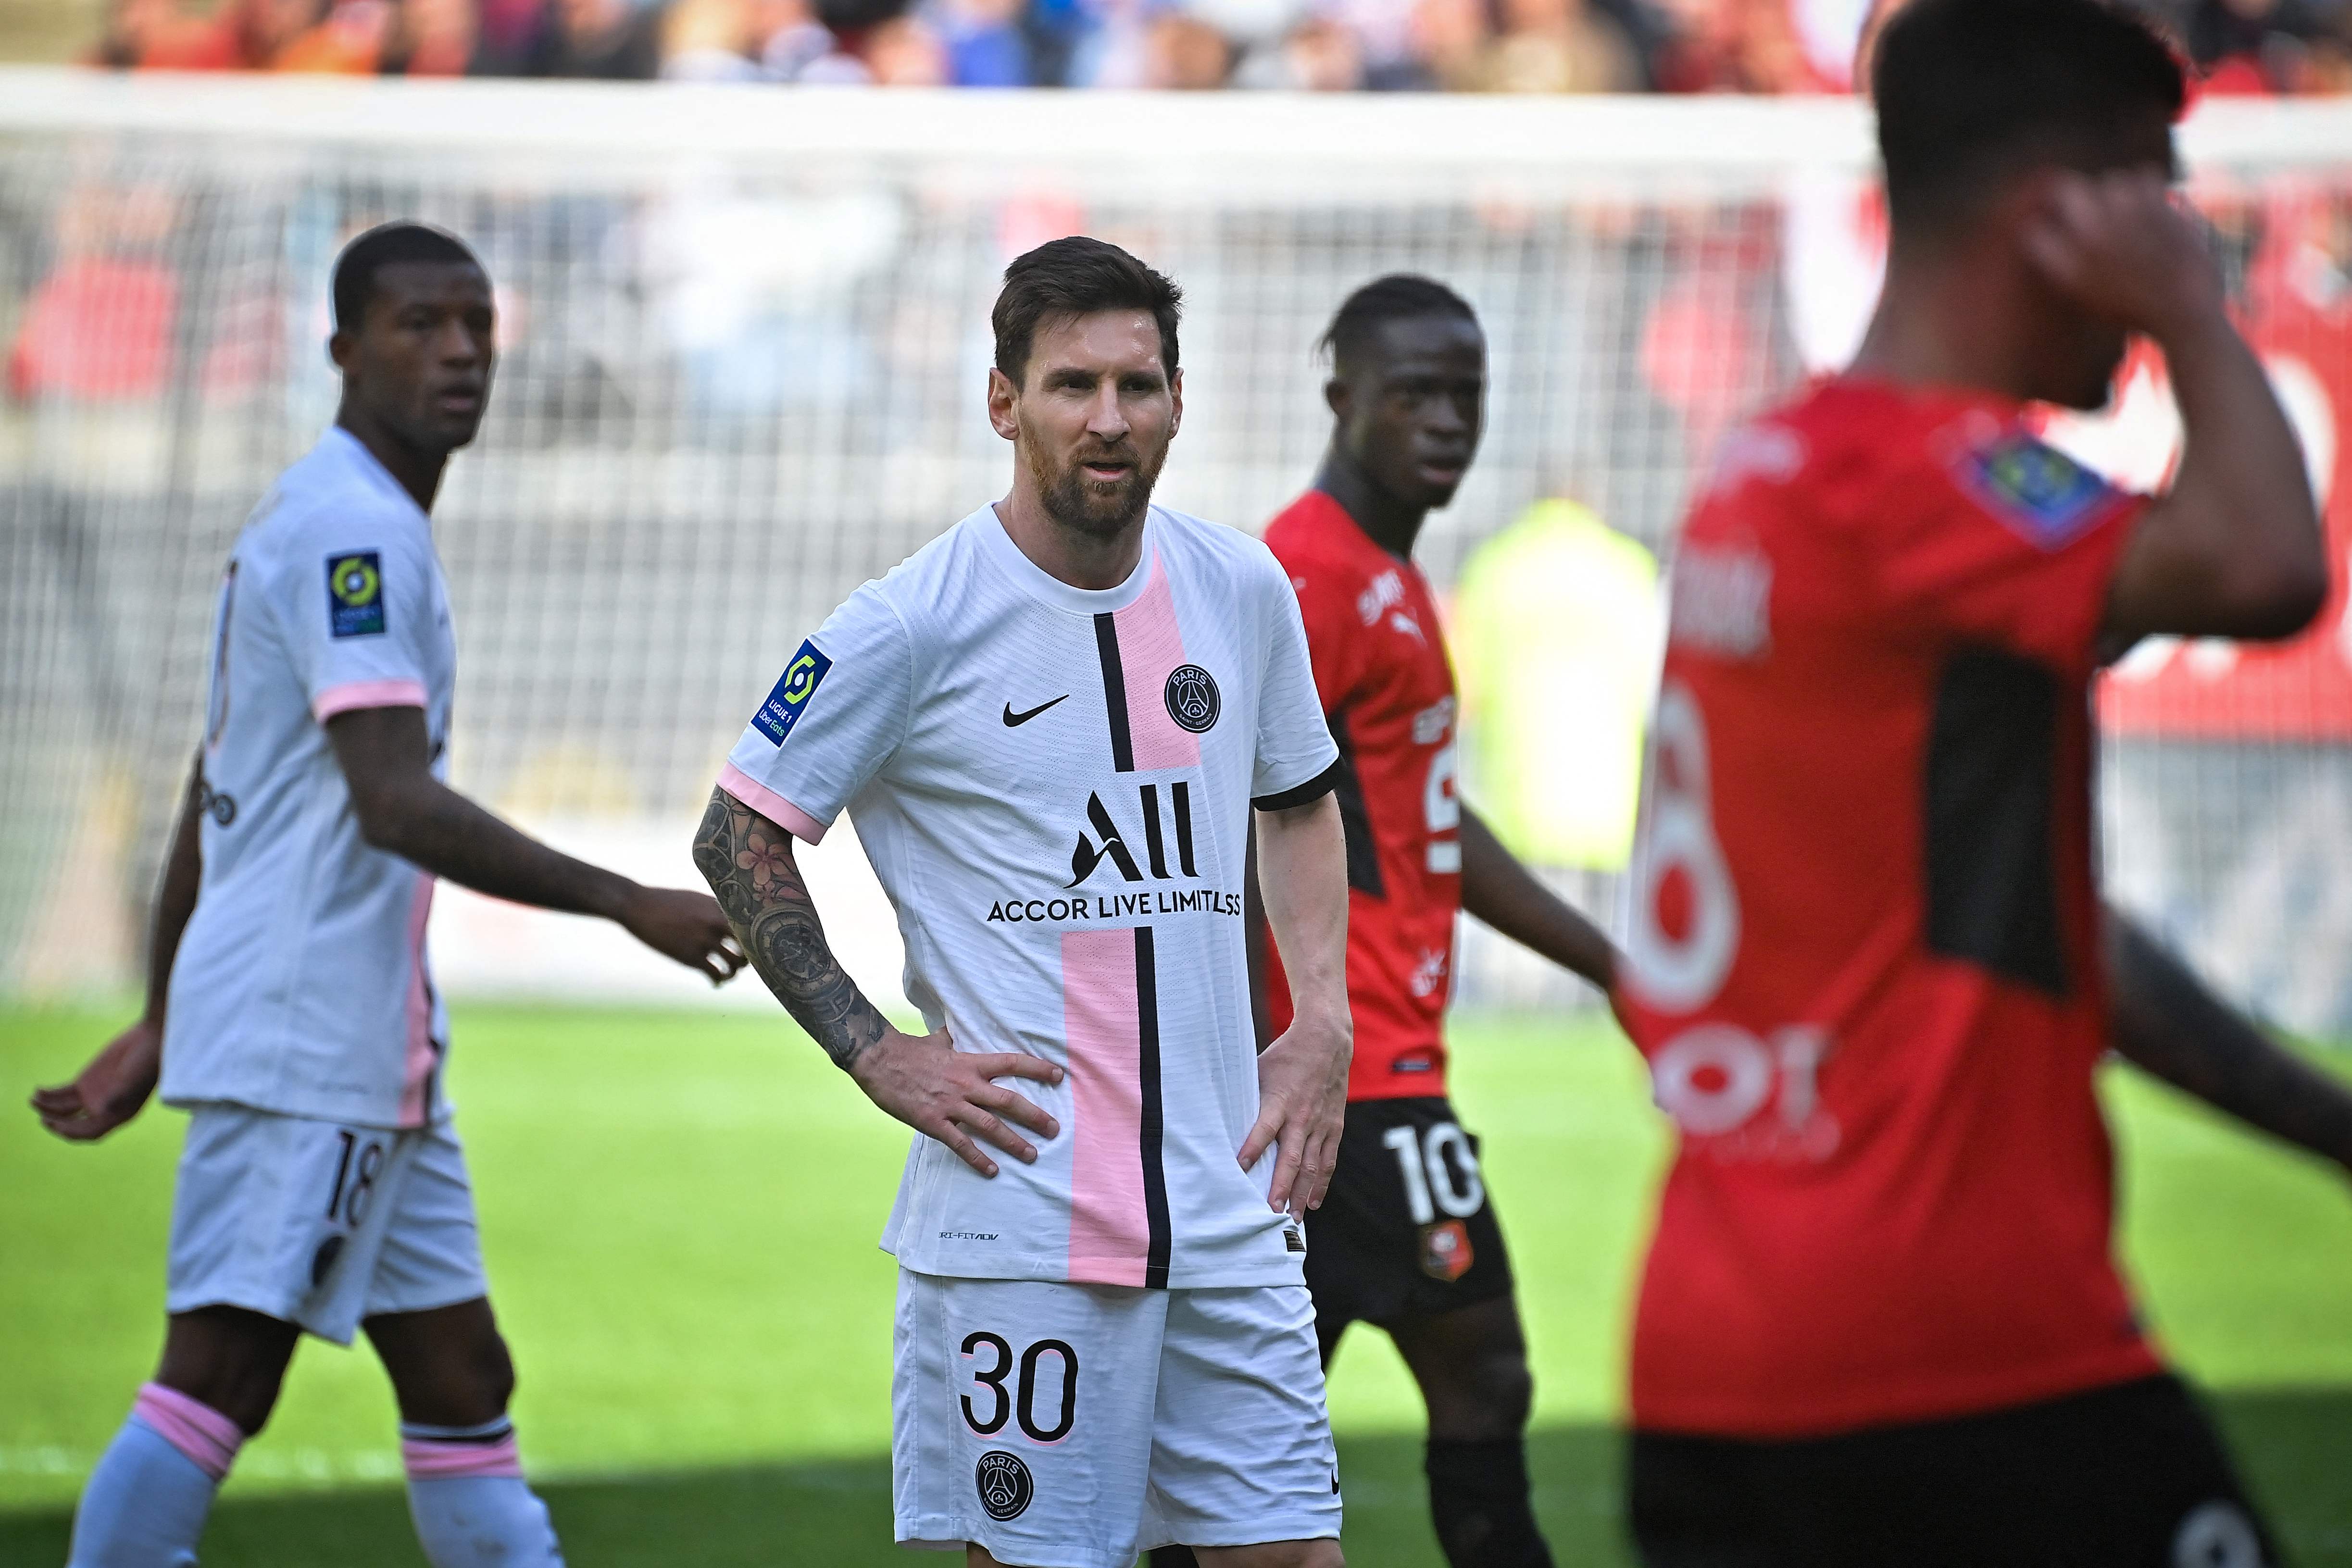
{"left": 3, "top": 1004, "right": 2349, "bottom": 1565}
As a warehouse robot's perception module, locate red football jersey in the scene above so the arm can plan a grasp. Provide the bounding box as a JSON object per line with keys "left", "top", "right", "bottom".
{"left": 1618, "top": 378, "right": 2165, "bottom": 1439}
{"left": 1262, "top": 490, "right": 1463, "bottom": 1100}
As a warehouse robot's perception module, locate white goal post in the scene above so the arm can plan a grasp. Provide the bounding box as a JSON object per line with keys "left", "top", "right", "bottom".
{"left": 2, "top": 71, "right": 2348, "bottom": 1030}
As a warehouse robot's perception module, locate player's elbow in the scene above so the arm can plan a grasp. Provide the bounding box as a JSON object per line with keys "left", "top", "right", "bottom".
{"left": 2222, "top": 548, "right": 2329, "bottom": 641}
{"left": 348, "top": 783, "right": 425, "bottom": 856}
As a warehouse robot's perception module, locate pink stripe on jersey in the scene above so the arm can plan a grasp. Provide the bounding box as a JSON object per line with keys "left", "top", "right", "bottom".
{"left": 1062, "top": 927, "right": 1147, "bottom": 1286}
{"left": 133, "top": 1383, "right": 243, "bottom": 1481}
{"left": 313, "top": 678, "right": 428, "bottom": 722}
{"left": 398, "top": 872, "right": 438, "bottom": 1129}
{"left": 402, "top": 1435, "right": 524, "bottom": 1480}
{"left": 1113, "top": 557, "right": 1202, "bottom": 773}
{"left": 718, "top": 762, "right": 830, "bottom": 845}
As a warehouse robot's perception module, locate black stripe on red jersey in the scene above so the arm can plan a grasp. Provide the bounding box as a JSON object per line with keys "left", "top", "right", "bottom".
{"left": 1924, "top": 648, "right": 2068, "bottom": 996}
{"left": 1135, "top": 925, "right": 1172, "bottom": 1289}
{"left": 1323, "top": 709, "right": 1386, "bottom": 898}
{"left": 1093, "top": 612, "right": 1135, "bottom": 773}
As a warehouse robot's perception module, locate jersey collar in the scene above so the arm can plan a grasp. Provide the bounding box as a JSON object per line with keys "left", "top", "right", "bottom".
{"left": 972, "top": 502, "right": 1160, "bottom": 617}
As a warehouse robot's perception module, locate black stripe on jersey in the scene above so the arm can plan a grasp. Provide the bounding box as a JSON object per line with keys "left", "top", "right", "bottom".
{"left": 1135, "top": 925, "right": 1172, "bottom": 1290}
{"left": 1924, "top": 648, "right": 2067, "bottom": 996}
{"left": 1325, "top": 708, "right": 1386, "bottom": 899}
{"left": 1171, "top": 781, "right": 1199, "bottom": 877}
{"left": 1251, "top": 757, "right": 1343, "bottom": 813}
{"left": 1141, "top": 784, "right": 1170, "bottom": 878}
{"left": 1093, "top": 613, "right": 1135, "bottom": 773}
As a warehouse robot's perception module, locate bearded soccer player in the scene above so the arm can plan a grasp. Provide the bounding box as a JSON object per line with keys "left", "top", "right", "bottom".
{"left": 695, "top": 236, "right": 1352, "bottom": 1568}
{"left": 1158, "top": 276, "right": 1619, "bottom": 1568}
{"left": 1617, "top": 3, "right": 2352, "bottom": 1563}
{"left": 31, "top": 223, "right": 744, "bottom": 1568}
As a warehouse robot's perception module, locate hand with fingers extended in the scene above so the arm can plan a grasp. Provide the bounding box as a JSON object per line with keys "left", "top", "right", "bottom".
{"left": 848, "top": 1028, "right": 1065, "bottom": 1178}
{"left": 1240, "top": 1006, "right": 1351, "bottom": 1216}
{"left": 31, "top": 1016, "right": 163, "bottom": 1143}
{"left": 619, "top": 885, "right": 748, "bottom": 985}
{"left": 2022, "top": 167, "right": 2224, "bottom": 344}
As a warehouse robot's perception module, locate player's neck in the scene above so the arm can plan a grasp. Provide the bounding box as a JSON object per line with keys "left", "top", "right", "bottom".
{"left": 1848, "top": 247, "right": 2042, "bottom": 404}
{"left": 992, "top": 490, "right": 1148, "bottom": 592}
{"left": 1315, "top": 447, "right": 1423, "bottom": 561}
{"left": 336, "top": 406, "right": 450, "bottom": 513}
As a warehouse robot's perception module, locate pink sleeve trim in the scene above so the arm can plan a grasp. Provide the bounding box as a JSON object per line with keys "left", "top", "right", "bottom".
{"left": 717, "top": 762, "right": 830, "bottom": 845}
{"left": 313, "top": 678, "right": 428, "bottom": 722}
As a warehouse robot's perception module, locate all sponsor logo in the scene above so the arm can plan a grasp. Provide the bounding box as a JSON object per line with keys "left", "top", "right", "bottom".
{"left": 325, "top": 552, "right": 385, "bottom": 638}
{"left": 975, "top": 1451, "right": 1034, "bottom": 1522}
{"left": 753, "top": 640, "right": 833, "bottom": 745}
{"left": 1163, "top": 664, "right": 1220, "bottom": 734}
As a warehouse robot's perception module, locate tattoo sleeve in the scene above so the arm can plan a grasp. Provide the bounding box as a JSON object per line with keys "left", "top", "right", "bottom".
{"left": 695, "top": 787, "right": 889, "bottom": 1070}
{"left": 2107, "top": 908, "right": 2352, "bottom": 1171}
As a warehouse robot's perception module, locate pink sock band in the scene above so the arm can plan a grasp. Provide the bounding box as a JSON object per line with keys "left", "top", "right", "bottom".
{"left": 402, "top": 1435, "right": 524, "bottom": 1480}
{"left": 132, "top": 1383, "right": 243, "bottom": 1482}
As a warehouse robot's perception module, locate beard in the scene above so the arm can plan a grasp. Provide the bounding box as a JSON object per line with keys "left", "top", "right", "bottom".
{"left": 1028, "top": 432, "right": 1168, "bottom": 541}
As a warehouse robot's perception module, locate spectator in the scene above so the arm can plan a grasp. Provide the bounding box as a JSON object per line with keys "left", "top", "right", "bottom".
{"left": 927, "top": 0, "right": 1034, "bottom": 84}
{"left": 660, "top": 0, "right": 760, "bottom": 75}
{"left": 1473, "top": 0, "right": 1640, "bottom": 90}
{"left": 2178, "top": 0, "right": 2352, "bottom": 93}
{"left": 866, "top": 12, "right": 953, "bottom": 78}
{"left": 536, "top": 0, "right": 663, "bottom": 76}
{"left": 1143, "top": 12, "right": 1235, "bottom": 84}
{"left": 380, "top": 0, "right": 482, "bottom": 71}
{"left": 1234, "top": 13, "right": 1365, "bottom": 85}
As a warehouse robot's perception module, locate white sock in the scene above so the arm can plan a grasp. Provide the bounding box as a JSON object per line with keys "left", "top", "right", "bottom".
{"left": 400, "top": 1418, "right": 566, "bottom": 1568}
{"left": 68, "top": 1385, "right": 243, "bottom": 1568}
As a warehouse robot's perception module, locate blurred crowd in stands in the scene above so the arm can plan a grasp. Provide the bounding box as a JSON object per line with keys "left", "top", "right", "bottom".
{"left": 85, "top": 0, "right": 2352, "bottom": 95}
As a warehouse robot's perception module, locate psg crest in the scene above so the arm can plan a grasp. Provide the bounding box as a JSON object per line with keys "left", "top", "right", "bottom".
{"left": 975, "top": 1450, "right": 1034, "bottom": 1521}
{"left": 1164, "top": 664, "right": 1220, "bottom": 734}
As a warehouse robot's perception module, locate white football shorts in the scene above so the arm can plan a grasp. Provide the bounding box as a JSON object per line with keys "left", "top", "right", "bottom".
{"left": 893, "top": 1269, "right": 1342, "bottom": 1568}
{"left": 165, "top": 1105, "right": 488, "bottom": 1346}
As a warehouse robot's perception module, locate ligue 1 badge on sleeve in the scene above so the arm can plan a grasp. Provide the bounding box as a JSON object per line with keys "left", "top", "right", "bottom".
{"left": 754, "top": 639, "right": 834, "bottom": 746}
{"left": 1163, "top": 664, "right": 1220, "bottom": 734}
{"left": 325, "top": 552, "right": 385, "bottom": 638}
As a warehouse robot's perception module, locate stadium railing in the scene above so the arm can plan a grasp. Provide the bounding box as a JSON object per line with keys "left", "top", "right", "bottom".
{"left": 2, "top": 70, "right": 2347, "bottom": 1032}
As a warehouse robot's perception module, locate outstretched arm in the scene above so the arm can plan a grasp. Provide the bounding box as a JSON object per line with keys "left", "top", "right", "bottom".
{"left": 2107, "top": 909, "right": 2352, "bottom": 1178}
{"left": 1245, "top": 792, "right": 1351, "bottom": 1215}
{"left": 327, "top": 705, "right": 741, "bottom": 983}
{"left": 1459, "top": 805, "right": 1618, "bottom": 995}
{"left": 30, "top": 753, "right": 206, "bottom": 1141}
{"left": 694, "top": 787, "right": 1061, "bottom": 1176}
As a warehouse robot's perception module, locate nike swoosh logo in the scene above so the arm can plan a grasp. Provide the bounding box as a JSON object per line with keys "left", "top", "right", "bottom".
{"left": 1002, "top": 695, "right": 1069, "bottom": 727}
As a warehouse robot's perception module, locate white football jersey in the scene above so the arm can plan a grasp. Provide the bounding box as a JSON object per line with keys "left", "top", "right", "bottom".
{"left": 719, "top": 505, "right": 1340, "bottom": 1288}
{"left": 161, "top": 428, "right": 457, "bottom": 1130}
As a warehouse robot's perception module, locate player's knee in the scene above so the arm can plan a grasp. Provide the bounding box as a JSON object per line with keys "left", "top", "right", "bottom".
{"left": 1471, "top": 1348, "right": 1534, "bottom": 1430}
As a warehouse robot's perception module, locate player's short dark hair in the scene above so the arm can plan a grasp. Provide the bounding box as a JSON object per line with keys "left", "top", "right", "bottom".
{"left": 1872, "top": 0, "right": 2185, "bottom": 237}
{"left": 331, "top": 222, "right": 484, "bottom": 333}
{"left": 992, "top": 236, "right": 1183, "bottom": 387}
{"left": 1319, "top": 274, "right": 1480, "bottom": 377}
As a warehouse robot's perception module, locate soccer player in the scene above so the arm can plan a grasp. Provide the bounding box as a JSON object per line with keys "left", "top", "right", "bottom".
{"left": 694, "top": 236, "right": 1353, "bottom": 1568}
{"left": 31, "top": 222, "right": 744, "bottom": 1568}
{"left": 1164, "top": 276, "right": 1621, "bottom": 1568}
{"left": 1615, "top": 3, "right": 2352, "bottom": 1563}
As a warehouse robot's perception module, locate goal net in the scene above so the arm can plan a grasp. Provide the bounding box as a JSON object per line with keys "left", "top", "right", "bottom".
{"left": 2, "top": 74, "right": 2348, "bottom": 1033}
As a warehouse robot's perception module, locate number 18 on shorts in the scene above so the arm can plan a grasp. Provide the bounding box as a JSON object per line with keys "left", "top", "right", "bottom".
{"left": 892, "top": 1270, "right": 1342, "bottom": 1568}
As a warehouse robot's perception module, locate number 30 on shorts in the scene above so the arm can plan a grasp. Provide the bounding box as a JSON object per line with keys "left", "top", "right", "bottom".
{"left": 960, "top": 1333, "right": 1078, "bottom": 1444}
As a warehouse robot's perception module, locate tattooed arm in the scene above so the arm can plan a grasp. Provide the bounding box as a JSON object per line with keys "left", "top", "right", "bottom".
{"left": 2108, "top": 908, "right": 2352, "bottom": 1178}
{"left": 696, "top": 787, "right": 1063, "bottom": 1173}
